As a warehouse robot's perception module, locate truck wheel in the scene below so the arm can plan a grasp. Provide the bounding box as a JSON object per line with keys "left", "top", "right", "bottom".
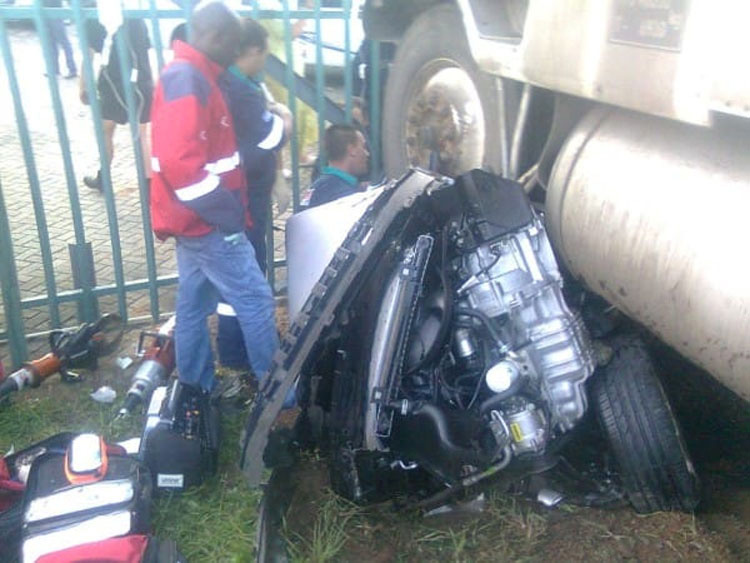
{"left": 382, "top": 4, "right": 503, "bottom": 178}
{"left": 591, "top": 335, "right": 700, "bottom": 513}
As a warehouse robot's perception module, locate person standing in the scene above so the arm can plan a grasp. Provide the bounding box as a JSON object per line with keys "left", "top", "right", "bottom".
{"left": 215, "top": 18, "right": 292, "bottom": 371}
{"left": 221, "top": 18, "right": 292, "bottom": 274}
{"left": 149, "top": 2, "right": 278, "bottom": 395}
{"left": 308, "top": 124, "right": 369, "bottom": 208}
{"left": 80, "top": 16, "right": 153, "bottom": 190}
{"left": 43, "top": 0, "right": 77, "bottom": 79}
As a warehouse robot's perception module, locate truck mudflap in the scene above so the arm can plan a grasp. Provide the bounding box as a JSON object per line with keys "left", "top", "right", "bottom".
{"left": 239, "top": 169, "right": 450, "bottom": 487}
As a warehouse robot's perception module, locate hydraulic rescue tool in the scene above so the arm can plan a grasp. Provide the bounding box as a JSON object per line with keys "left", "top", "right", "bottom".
{"left": 0, "top": 314, "right": 123, "bottom": 404}
{"left": 116, "top": 315, "right": 176, "bottom": 419}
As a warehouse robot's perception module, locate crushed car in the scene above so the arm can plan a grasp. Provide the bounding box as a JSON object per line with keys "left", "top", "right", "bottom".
{"left": 240, "top": 168, "right": 699, "bottom": 518}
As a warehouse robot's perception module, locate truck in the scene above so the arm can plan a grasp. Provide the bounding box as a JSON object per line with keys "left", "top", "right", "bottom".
{"left": 363, "top": 0, "right": 750, "bottom": 406}
{"left": 243, "top": 0, "right": 746, "bottom": 522}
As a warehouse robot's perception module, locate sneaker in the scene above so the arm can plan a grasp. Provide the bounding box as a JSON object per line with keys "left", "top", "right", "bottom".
{"left": 83, "top": 172, "right": 102, "bottom": 191}
{"left": 64, "top": 72, "right": 78, "bottom": 79}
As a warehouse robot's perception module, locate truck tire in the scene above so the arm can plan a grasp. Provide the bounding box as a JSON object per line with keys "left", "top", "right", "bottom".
{"left": 382, "top": 4, "right": 503, "bottom": 178}
{"left": 591, "top": 335, "right": 700, "bottom": 513}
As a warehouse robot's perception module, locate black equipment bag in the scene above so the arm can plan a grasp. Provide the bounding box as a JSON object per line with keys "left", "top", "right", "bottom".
{"left": 139, "top": 380, "right": 220, "bottom": 493}
{"left": 1, "top": 433, "right": 77, "bottom": 562}
{"left": 20, "top": 436, "right": 152, "bottom": 562}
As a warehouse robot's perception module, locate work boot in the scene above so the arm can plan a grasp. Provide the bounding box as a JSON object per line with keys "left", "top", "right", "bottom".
{"left": 83, "top": 170, "right": 102, "bottom": 191}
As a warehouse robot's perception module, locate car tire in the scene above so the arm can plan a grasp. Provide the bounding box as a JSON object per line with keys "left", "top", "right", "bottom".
{"left": 591, "top": 335, "right": 700, "bottom": 513}
{"left": 382, "top": 3, "right": 504, "bottom": 178}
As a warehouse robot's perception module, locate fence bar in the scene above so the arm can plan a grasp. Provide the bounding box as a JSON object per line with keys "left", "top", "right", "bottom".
{"left": 0, "top": 7, "right": 346, "bottom": 20}
{"left": 344, "top": 0, "right": 352, "bottom": 122}
{"left": 70, "top": 0, "right": 128, "bottom": 322}
{"left": 183, "top": 1, "right": 192, "bottom": 41}
{"left": 34, "top": 4, "right": 98, "bottom": 323}
{"left": 0, "top": 179, "right": 27, "bottom": 366}
{"left": 369, "top": 40, "right": 381, "bottom": 180}
{"left": 13, "top": 274, "right": 179, "bottom": 311}
{"left": 0, "top": 18, "right": 60, "bottom": 329}
{"left": 147, "top": 0, "right": 165, "bottom": 72}
{"left": 265, "top": 202, "right": 275, "bottom": 293}
{"left": 282, "top": 0, "right": 301, "bottom": 212}
{"left": 314, "top": 0, "right": 325, "bottom": 166}
{"left": 113, "top": 29, "right": 160, "bottom": 321}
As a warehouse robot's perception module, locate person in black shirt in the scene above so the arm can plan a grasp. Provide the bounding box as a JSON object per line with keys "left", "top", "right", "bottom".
{"left": 79, "top": 18, "right": 154, "bottom": 191}
{"left": 42, "top": 0, "right": 77, "bottom": 78}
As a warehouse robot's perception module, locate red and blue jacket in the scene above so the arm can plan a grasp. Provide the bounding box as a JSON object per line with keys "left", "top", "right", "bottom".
{"left": 149, "top": 41, "right": 250, "bottom": 240}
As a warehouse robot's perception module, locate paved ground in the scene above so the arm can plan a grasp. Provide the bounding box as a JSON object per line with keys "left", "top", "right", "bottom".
{"left": 0, "top": 23, "right": 294, "bottom": 363}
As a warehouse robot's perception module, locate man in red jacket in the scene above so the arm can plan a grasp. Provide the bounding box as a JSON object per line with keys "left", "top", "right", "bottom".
{"left": 149, "top": 2, "right": 278, "bottom": 394}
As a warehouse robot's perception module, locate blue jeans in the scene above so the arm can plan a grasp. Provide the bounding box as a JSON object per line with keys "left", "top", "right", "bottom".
{"left": 175, "top": 230, "right": 278, "bottom": 392}
{"left": 216, "top": 187, "right": 271, "bottom": 368}
{"left": 46, "top": 20, "right": 76, "bottom": 76}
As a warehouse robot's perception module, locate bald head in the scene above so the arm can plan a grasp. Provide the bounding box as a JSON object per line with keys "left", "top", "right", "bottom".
{"left": 191, "top": 2, "right": 242, "bottom": 68}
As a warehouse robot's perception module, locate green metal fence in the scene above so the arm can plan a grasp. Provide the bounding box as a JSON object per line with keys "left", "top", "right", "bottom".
{"left": 0, "top": 0, "right": 380, "bottom": 369}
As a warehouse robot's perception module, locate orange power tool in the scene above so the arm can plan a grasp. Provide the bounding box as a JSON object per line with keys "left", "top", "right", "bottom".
{"left": 0, "top": 314, "right": 123, "bottom": 404}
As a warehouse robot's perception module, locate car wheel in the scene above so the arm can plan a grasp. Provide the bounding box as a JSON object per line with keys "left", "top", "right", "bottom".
{"left": 591, "top": 334, "right": 700, "bottom": 513}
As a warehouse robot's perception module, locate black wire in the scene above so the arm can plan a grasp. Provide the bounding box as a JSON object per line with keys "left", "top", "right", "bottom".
{"left": 467, "top": 337, "right": 492, "bottom": 410}
{"left": 453, "top": 307, "right": 503, "bottom": 344}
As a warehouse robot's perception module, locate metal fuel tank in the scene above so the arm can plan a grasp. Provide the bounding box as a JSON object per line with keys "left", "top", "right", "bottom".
{"left": 546, "top": 108, "right": 750, "bottom": 401}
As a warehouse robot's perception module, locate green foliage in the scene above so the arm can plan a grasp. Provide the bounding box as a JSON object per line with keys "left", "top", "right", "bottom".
{"left": 286, "top": 491, "right": 361, "bottom": 563}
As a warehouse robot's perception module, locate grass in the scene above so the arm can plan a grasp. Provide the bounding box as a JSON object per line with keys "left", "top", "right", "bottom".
{"left": 279, "top": 468, "right": 550, "bottom": 563}
{"left": 285, "top": 491, "right": 362, "bottom": 562}
{"left": 0, "top": 380, "right": 262, "bottom": 562}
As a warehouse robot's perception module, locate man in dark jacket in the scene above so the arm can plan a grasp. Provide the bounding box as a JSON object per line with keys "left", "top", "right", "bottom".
{"left": 149, "top": 2, "right": 278, "bottom": 394}
{"left": 308, "top": 124, "right": 369, "bottom": 208}
{"left": 215, "top": 18, "right": 292, "bottom": 370}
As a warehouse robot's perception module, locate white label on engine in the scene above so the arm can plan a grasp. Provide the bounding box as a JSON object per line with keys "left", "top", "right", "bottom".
{"left": 157, "top": 473, "right": 184, "bottom": 488}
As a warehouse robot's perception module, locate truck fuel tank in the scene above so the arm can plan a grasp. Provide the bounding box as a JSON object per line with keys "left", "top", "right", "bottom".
{"left": 546, "top": 108, "right": 750, "bottom": 402}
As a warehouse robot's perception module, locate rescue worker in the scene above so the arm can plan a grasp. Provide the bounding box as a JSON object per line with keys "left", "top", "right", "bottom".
{"left": 215, "top": 17, "right": 292, "bottom": 370}
{"left": 308, "top": 124, "right": 370, "bottom": 208}
{"left": 149, "top": 2, "right": 278, "bottom": 395}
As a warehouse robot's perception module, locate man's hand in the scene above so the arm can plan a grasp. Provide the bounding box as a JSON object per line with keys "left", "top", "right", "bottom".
{"left": 270, "top": 102, "right": 293, "bottom": 141}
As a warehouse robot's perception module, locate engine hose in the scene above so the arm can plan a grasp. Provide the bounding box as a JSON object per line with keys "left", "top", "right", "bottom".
{"left": 453, "top": 307, "right": 503, "bottom": 345}
{"left": 410, "top": 446, "right": 513, "bottom": 511}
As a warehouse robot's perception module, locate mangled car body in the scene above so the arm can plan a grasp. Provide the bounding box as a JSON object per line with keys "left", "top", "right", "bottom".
{"left": 241, "top": 168, "right": 698, "bottom": 515}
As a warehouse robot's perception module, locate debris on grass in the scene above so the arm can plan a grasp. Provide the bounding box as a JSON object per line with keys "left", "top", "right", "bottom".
{"left": 116, "top": 356, "right": 134, "bottom": 370}
{"left": 90, "top": 385, "right": 117, "bottom": 403}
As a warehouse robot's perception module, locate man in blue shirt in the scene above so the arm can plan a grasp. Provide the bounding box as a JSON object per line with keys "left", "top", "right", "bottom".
{"left": 220, "top": 18, "right": 292, "bottom": 271}
{"left": 308, "top": 124, "right": 370, "bottom": 208}
{"left": 216, "top": 18, "right": 292, "bottom": 372}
